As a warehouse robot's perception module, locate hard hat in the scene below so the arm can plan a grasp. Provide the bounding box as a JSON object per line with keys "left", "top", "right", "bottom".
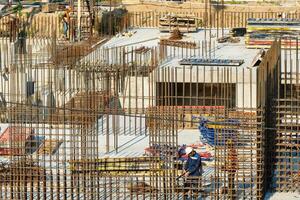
{"left": 185, "top": 147, "right": 193, "bottom": 155}
{"left": 65, "top": 6, "right": 71, "bottom": 11}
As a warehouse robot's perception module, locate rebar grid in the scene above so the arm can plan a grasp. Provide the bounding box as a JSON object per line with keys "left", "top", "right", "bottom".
{"left": 0, "top": 3, "right": 299, "bottom": 200}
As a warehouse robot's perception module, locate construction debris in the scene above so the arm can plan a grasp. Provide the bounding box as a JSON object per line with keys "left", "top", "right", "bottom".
{"left": 116, "top": 30, "right": 137, "bottom": 38}
{"left": 159, "top": 15, "right": 197, "bottom": 33}
{"left": 169, "top": 29, "right": 183, "bottom": 40}
{"left": 127, "top": 182, "right": 159, "bottom": 194}
{"left": 217, "top": 27, "right": 245, "bottom": 43}
{"left": 217, "top": 36, "right": 240, "bottom": 43}
{"left": 160, "top": 39, "right": 197, "bottom": 48}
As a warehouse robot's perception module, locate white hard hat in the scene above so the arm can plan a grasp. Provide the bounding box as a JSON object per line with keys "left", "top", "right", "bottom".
{"left": 185, "top": 147, "right": 193, "bottom": 155}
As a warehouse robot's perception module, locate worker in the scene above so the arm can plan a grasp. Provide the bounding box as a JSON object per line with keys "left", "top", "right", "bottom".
{"left": 18, "top": 21, "right": 27, "bottom": 54}
{"left": 8, "top": 0, "right": 12, "bottom": 8}
{"left": 183, "top": 147, "right": 203, "bottom": 200}
{"left": 62, "top": 6, "right": 71, "bottom": 39}
{"left": 222, "top": 139, "right": 238, "bottom": 200}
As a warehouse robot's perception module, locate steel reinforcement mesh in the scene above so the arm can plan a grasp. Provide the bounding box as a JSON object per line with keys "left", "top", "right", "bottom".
{"left": 0, "top": 14, "right": 297, "bottom": 200}
{"left": 273, "top": 43, "right": 300, "bottom": 192}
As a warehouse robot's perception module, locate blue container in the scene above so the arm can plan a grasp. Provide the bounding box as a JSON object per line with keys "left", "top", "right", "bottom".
{"left": 198, "top": 118, "right": 239, "bottom": 146}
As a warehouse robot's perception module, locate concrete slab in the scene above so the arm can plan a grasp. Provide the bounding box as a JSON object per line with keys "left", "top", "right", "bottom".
{"left": 266, "top": 192, "right": 300, "bottom": 200}
{"left": 159, "top": 37, "right": 261, "bottom": 69}
{"left": 103, "top": 28, "right": 229, "bottom": 48}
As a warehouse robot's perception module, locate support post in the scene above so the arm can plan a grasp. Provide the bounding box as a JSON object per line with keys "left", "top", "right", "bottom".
{"left": 77, "top": 0, "right": 81, "bottom": 41}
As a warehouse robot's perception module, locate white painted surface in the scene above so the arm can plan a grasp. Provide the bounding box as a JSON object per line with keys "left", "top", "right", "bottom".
{"left": 266, "top": 192, "right": 300, "bottom": 200}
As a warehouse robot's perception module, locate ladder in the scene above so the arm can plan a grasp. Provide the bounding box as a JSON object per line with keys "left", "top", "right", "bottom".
{"left": 70, "top": 0, "right": 94, "bottom": 41}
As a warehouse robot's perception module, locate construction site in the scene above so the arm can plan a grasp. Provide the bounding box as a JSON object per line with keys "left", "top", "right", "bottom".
{"left": 0, "top": 0, "right": 299, "bottom": 199}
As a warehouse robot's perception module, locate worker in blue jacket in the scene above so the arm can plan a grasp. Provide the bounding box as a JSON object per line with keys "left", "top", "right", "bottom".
{"left": 183, "top": 147, "right": 203, "bottom": 199}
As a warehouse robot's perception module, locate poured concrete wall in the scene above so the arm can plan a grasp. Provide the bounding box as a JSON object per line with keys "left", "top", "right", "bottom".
{"left": 153, "top": 66, "right": 257, "bottom": 109}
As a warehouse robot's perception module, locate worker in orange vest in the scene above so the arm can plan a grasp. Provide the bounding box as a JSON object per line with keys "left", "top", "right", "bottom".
{"left": 62, "top": 6, "right": 71, "bottom": 39}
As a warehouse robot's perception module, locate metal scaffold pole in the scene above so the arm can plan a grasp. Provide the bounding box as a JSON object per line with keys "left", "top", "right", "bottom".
{"left": 77, "top": 0, "right": 81, "bottom": 41}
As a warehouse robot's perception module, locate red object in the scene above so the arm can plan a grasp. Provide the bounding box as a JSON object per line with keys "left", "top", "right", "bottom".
{"left": 199, "top": 152, "right": 212, "bottom": 159}
{"left": 248, "top": 40, "right": 300, "bottom": 46}
{"left": 188, "top": 143, "right": 204, "bottom": 149}
{"left": 144, "top": 147, "right": 159, "bottom": 156}
{"left": 0, "top": 126, "right": 34, "bottom": 156}
{"left": 181, "top": 152, "right": 212, "bottom": 160}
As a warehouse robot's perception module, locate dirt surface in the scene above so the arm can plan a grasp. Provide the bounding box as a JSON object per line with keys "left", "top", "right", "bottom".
{"left": 123, "top": 2, "right": 299, "bottom": 13}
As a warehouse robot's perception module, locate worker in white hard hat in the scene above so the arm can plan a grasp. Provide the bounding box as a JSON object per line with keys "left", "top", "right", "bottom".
{"left": 183, "top": 146, "right": 203, "bottom": 200}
